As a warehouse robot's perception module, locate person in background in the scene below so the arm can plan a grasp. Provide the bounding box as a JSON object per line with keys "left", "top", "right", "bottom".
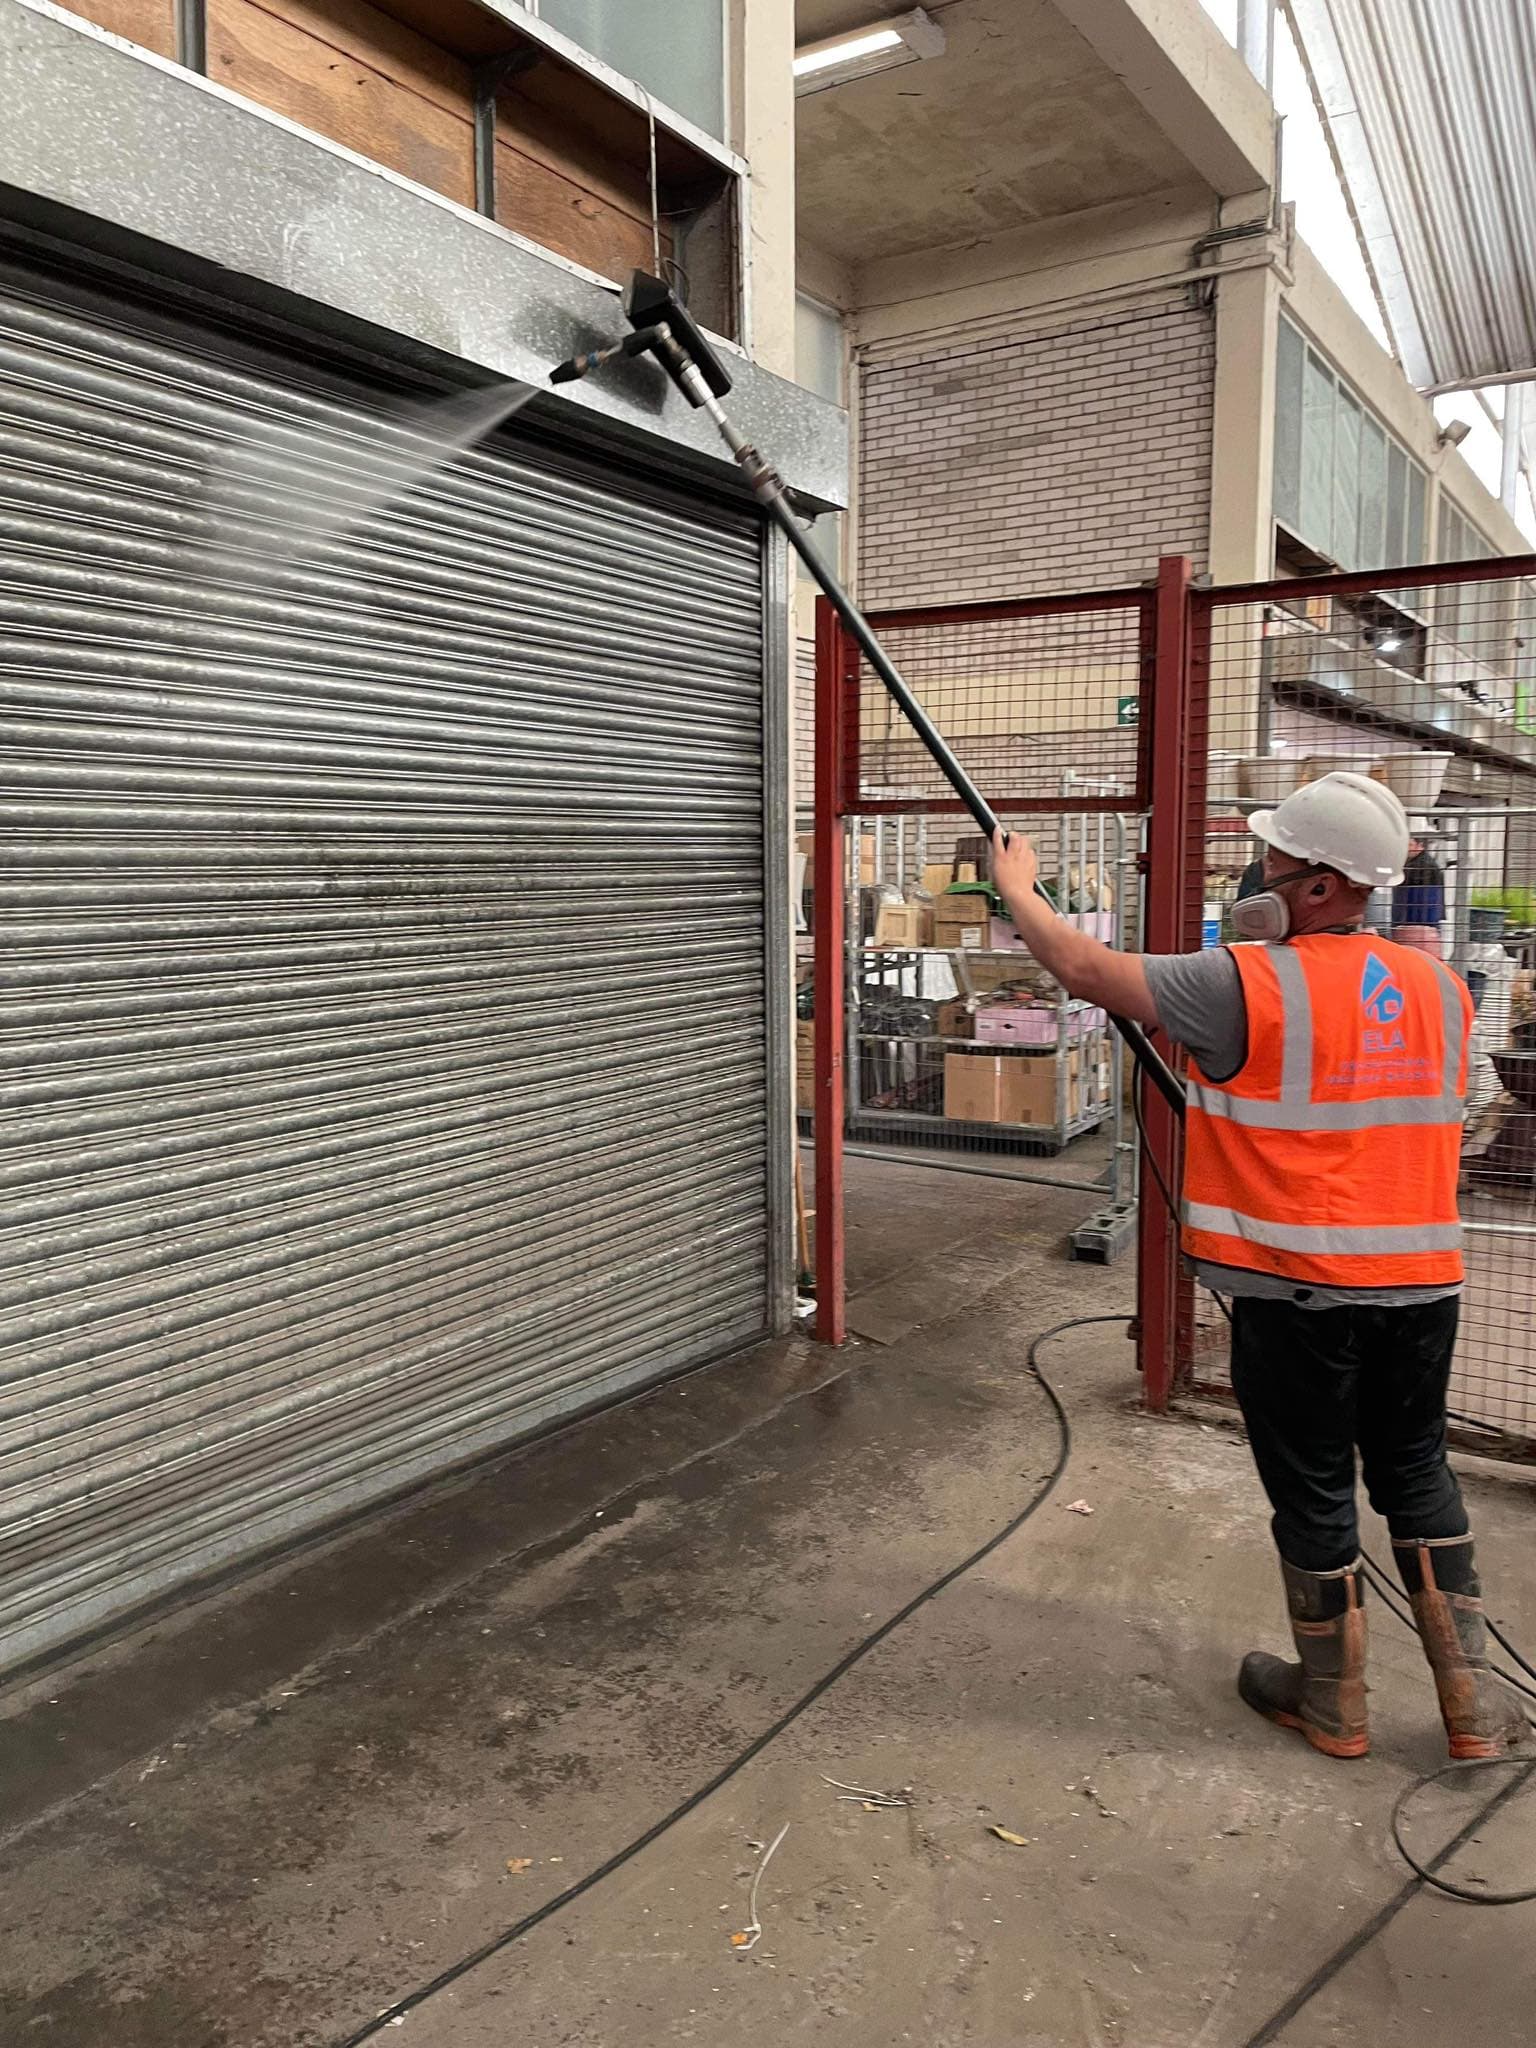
{"left": 1391, "top": 820, "right": 1445, "bottom": 957}
{"left": 991, "top": 773, "right": 1525, "bottom": 1765}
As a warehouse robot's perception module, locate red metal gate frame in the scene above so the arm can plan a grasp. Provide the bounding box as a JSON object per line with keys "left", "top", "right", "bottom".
{"left": 1133, "top": 558, "right": 1206, "bottom": 1409}
{"left": 811, "top": 572, "right": 1176, "bottom": 1369}
{"left": 1176, "top": 550, "right": 1536, "bottom": 1425}
{"left": 812, "top": 549, "right": 1536, "bottom": 1419}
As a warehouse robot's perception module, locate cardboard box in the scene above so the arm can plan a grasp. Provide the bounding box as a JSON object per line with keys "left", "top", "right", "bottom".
{"left": 934, "top": 895, "right": 993, "bottom": 950}
{"left": 934, "top": 999, "right": 973, "bottom": 1040}
{"left": 954, "top": 958, "right": 1044, "bottom": 999}
{"left": 796, "top": 1020, "right": 816, "bottom": 1113}
{"left": 1067, "top": 1047, "right": 1085, "bottom": 1119}
{"left": 873, "top": 900, "right": 934, "bottom": 948}
{"left": 944, "top": 1050, "right": 1058, "bottom": 1127}
{"left": 974, "top": 1003, "right": 1106, "bottom": 1046}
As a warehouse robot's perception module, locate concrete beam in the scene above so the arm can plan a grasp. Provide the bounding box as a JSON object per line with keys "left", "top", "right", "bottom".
{"left": 849, "top": 185, "right": 1215, "bottom": 341}
{"left": 1053, "top": 0, "right": 1276, "bottom": 199}
{"left": 1209, "top": 257, "right": 1283, "bottom": 588}
{"left": 797, "top": 239, "right": 856, "bottom": 314}
{"left": 735, "top": 0, "right": 798, "bottom": 376}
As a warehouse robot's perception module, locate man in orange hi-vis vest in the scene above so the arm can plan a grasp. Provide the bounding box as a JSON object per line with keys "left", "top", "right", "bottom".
{"left": 993, "top": 772, "right": 1525, "bottom": 1763}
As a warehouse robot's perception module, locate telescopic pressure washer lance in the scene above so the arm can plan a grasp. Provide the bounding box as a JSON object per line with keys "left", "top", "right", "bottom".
{"left": 551, "top": 274, "right": 1183, "bottom": 1117}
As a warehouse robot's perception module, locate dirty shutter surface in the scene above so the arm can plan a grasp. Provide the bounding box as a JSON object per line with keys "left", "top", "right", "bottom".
{"left": 0, "top": 258, "right": 769, "bottom": 1673}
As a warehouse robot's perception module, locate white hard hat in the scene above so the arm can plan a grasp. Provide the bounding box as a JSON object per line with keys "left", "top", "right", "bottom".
{"left": 1249, "top": 771, "right": 1409, "bottom": 889}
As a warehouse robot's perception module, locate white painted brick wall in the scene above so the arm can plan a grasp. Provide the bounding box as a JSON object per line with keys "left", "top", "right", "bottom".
{"left": 857, "top": 289, "right": 1216, "bottom": 605}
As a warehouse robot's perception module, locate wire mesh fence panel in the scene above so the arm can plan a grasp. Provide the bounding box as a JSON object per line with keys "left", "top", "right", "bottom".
{"left": 1190, "top": 561, "right": 1536, "bottom": 1453}
{"left": 852, "top": 595, "right": 1149, "bottom": 820}
{"left": 806, "top": 587, "right": 1161, "bottom": 1275}
{"left": 835, "top": 806, "right": 1136, "bottom": 1203}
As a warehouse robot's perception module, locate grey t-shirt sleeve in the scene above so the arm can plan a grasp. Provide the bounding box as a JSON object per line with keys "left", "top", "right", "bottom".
{"left": 1141, "top": 948, "right": 1248, "bottom": 1083}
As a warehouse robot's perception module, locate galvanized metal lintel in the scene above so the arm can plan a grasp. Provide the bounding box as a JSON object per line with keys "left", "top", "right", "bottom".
{"left": 0, "top": 0, "right": 848, "bottom": 510}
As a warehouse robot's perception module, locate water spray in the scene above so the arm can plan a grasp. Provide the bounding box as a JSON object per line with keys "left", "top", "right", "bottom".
{"left": 551, "top": 274, "right": 1183, "bottom": 1115}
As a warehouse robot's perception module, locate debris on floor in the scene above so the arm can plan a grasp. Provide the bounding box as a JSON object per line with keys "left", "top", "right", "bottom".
{"left": 731, "top": 1824, "right": 789, "bottom": 1955}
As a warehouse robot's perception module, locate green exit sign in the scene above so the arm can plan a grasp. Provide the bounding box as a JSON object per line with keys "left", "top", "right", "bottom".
{"left": 1116, "top": 696, "right": 1139, "bottom": 726}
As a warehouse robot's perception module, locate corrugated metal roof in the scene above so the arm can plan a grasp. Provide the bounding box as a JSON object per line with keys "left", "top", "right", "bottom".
{"left": 1288, "top": 0, "right": 1536, "bottom": 391}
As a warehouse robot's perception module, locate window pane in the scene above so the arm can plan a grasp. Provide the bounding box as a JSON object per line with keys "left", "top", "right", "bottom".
{"left": 1334, "top": 390, "right": 1361, "bottom": 568}
{"left": 1299, "top": 351, "right": 1336, "bottom": 555}
{"left": 1358, "top": 416, "right": 1386, "bottom": 569}
{"left": 1273, "top": 317, "right": 1304, "bottom": 531}
{"left": 540, "top": 0, "right": 725, "bottom": 137}
{"left": 795, "top": 294, "right": 844, "bottom": 405}
{"left": 1384, "top": 439, "right": 1407, "bottom": 563}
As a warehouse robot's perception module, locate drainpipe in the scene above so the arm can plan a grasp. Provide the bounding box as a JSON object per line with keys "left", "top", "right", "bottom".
{"left": 1236, "top": 0, "right": 1276, "bottom": 93}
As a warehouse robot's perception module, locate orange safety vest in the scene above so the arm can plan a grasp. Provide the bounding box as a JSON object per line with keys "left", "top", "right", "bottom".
{"left": 1182, "top": 933, "right": 1471, "bottom": 1290}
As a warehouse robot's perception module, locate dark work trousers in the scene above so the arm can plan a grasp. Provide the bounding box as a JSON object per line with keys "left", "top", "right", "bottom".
{"left": 1228, "top": 1294, "right": 1469, "bottom": 1574}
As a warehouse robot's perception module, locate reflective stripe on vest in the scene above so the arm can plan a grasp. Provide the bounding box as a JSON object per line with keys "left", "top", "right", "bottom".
{"left": 1180, "top": 935, "right": 1469, "bottom": 1289}
{"left": 1182, "top": 1205, "right": 1463, "bottom": 1257}
{"left": 1186, "top": 945, "right": 1467, "bottom": 1132}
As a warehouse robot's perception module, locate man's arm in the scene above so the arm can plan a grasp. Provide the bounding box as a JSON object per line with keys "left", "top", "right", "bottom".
{"left": 989, "top": 828, "right": 1161, "bottom": 1027}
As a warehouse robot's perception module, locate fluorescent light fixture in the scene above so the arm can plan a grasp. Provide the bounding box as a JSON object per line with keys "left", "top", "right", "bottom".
{"left": 795, "top": 26, "right": 903, "bottom": 75}
{"left": 793, "top": 8, "right": 945, "bottom": 95}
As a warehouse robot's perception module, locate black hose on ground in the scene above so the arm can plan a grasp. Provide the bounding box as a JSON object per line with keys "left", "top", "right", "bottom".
{"left": 332, "top": 1316, "right": 1100, "bottom": 2044}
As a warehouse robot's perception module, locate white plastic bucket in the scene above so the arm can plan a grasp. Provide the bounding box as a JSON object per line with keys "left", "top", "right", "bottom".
{"left": 1382, "top": 752, "right": 1452, "bottom": 807}
{"left": 1238, "top": 756, "right": 1301, "bottom": 802}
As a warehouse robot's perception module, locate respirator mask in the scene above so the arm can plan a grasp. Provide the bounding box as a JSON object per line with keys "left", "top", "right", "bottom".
{"left": 1228, "top": 866, "right": 1324, "bottom": 943}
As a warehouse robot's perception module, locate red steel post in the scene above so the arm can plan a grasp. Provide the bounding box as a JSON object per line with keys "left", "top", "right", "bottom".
{"left": 813, "top": 595, "right": 848, "bottom": 1346}
{"left": 1136, "top": 556, "right": 1199, "bottom": 1410}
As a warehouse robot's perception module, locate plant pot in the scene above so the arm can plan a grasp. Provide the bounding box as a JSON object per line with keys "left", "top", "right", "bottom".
{"left": 1381, "top": 752, "right": 1452, "bottom": 807}
{"left": 1238, "top": 757, "right": 1301, "bottom": 803}
{"left": 1468, "top": 907, "right": 1508, "bottom": 944}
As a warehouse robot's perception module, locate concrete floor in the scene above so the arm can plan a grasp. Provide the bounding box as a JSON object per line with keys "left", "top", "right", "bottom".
{"left": 3, "top": 1156, "right": 1534, "bottom": 2047}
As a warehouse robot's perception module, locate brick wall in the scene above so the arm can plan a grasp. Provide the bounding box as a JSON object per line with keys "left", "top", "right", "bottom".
{"left": 856, "top": 288, "right": 1216, "bottom": 605}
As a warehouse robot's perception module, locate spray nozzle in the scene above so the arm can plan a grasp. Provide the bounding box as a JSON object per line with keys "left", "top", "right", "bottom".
{"left": 549, "top": 272, "right": 734, "bottom": 409}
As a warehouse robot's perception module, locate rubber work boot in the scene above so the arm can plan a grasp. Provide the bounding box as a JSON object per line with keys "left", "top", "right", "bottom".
{"left": 1238, "top": 1557, "right": 1370, "bottom": 1759}
{"left": 1392, "top": 1536, "right": 1528, "bottom": 1761}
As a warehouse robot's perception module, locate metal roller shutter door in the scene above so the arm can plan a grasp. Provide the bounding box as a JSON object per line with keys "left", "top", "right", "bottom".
{"left": 0, "top": 255, "right": 773, "bottom": 1673}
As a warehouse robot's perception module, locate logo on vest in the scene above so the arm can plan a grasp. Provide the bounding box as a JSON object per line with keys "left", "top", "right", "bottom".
{"left": 1360, "top": 952, "right": 1406, "bottom": 1027}
{"left": 1328, "top": 950, "right": 1433, "bottom": 1086}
